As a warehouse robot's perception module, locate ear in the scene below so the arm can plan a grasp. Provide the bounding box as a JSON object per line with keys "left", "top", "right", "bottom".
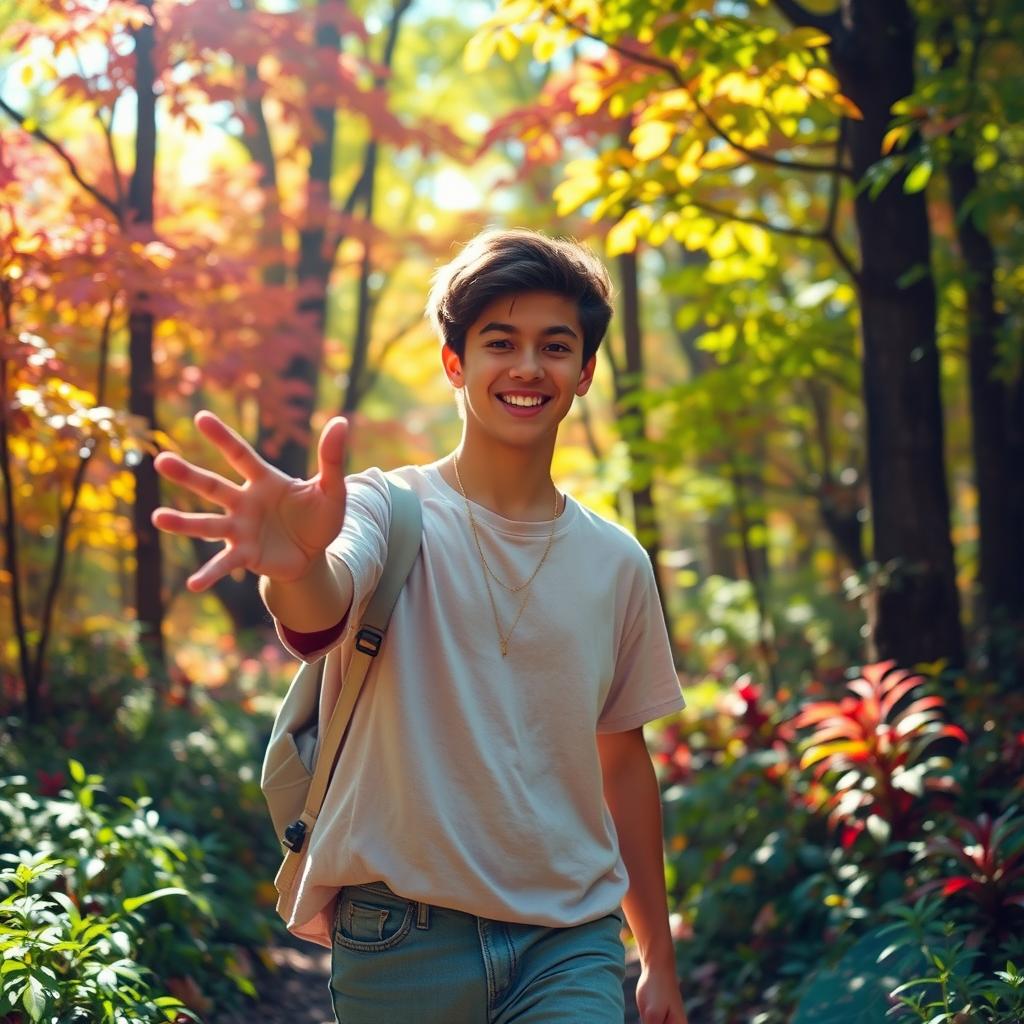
{"left": 575, "top": 354, "right": 597, "bottom": 397}
{"left": 441, "top": 344, "right": 464, "bottom": 388}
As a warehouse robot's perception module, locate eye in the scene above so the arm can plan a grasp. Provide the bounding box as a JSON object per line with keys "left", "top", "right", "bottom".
{"left": 545, "top": 342, "right": 572, "bottom": 353}
{"left": 485, "top": 339, "right": 512, "bottom": 349}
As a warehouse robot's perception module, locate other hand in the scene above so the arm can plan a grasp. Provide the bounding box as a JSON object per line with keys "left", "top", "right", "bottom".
{"left": 635, "top": 960, "right": 689, "bottom": 1024}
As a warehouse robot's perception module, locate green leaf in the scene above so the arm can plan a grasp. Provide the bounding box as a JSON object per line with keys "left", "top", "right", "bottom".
{"left": 21, "top": 974, "right": 48, "bottom": 1021}
{"left": 122, "top": 887, "right": 190, "bottom": 913}
{"left": 68, "top": 759, "right": 86, "bottom": 784}
{"left": 903, "top": 160, "right": 933, "bottom": 194}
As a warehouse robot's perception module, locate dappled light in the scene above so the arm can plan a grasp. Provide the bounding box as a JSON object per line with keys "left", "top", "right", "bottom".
{"left": 2, "top": 0, "right": 1023, "bottom": 1022}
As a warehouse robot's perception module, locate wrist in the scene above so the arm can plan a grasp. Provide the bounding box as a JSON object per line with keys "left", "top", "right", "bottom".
{"left": 637, "top": 939, "right": 677, "bottom": 974}
{"left": 260, "top": 549, "right": 329, "bottom": 590}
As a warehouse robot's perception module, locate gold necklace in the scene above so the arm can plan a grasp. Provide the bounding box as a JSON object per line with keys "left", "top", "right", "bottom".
{"left": 452, "top": 453, "right": 561, "bottom": 657}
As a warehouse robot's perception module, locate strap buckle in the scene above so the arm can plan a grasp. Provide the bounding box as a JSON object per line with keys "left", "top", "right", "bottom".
{"left": 282, "top": 820, "right": 307, "bottom": 853}
{"left": 354, "top": 627, "right": 384, "bottom": 656}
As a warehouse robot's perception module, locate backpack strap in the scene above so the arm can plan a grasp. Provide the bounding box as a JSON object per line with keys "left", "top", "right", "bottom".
{"left": 277, "top": 475, "right": 422, "bottom": 870}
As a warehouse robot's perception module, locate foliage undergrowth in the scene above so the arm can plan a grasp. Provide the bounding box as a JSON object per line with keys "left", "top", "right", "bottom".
{"left": 654, "top": 660, "right": 1024, "bottom": 1023}
{"left": 0, "top": 630, "right": 290, "bottom": 1022}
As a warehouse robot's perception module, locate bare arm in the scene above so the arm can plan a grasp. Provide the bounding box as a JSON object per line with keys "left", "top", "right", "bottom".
{"left": 258, "top": 553, "right": 353, "bottom": 633}
{"left": 598, "top": 727, "right": 688, "bottom": 1024}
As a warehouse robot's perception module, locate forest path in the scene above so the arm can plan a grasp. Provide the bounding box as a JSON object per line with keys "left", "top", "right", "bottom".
{"left": 213, "top": 942, "right": 644, "bottom": 1023}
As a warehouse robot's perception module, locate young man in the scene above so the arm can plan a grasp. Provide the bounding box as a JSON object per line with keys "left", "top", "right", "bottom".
{"left": 152, "top": 229, "right": 688, "bottom": 1024}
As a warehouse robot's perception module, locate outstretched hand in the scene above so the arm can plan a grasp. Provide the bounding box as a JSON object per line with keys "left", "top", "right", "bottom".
{"left": 152, "top": 411, "right": 349, "bottom": 592}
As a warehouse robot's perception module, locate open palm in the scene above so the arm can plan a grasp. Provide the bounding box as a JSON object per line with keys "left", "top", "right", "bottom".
{"left": 152, "top": 411, "right": 349, "bottom": 592}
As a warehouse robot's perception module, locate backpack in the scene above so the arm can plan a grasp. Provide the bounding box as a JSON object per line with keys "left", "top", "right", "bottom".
{"left": 260, "top": 475, "right": 422, "bottom": 935}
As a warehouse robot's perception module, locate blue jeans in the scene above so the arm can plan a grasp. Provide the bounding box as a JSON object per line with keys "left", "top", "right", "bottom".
{"left": 329, "top": 882, "right": 626, "bottom": 1023}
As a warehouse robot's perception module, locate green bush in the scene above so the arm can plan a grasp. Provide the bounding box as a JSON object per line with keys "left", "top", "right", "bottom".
{"left": 1, "top": 853, "right": 198, "bottom": 1023}
{"left": 0, "top": 631, "right": 292, "bottom": 1021}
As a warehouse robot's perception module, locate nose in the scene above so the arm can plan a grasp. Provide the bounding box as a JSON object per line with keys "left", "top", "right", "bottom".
{"left": 509, "top": 348, "right": 543, "bottom": 380}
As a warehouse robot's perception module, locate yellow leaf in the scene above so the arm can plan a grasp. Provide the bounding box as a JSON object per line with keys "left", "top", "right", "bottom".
{"left": 648, "top": 212, "right": 679, "bottom": 247}
{"left": 804, "top": 67, "right": 839, "bottom": 96}
{"left": 20, "top": 64, "right": 34, "bottom": 87}
{"left": 571, "top": 79, "right": 605, "bottom": 116}
{"left": 496, "top": 28, "right": 520, "bottom": 63}
{"left": 553, "top": 169, "right": 603, "bottom": 216}
{"left": 606, "top": 210, "right": 647, "bottom": 257}
{"left": 676, "top": 160, "right": 700, "bottom": 187}
{"left": 631, "top": 120, "right": 675, "bottom": 162}
{"left": 786, "top": 27, "right": 832, "bottom": 49}
{"left": 903, "top": 159, "right": 932, "bottom": 194}
{"left": 706, "top": 224, "right": 737, "bottom": 259}
{"left": 786, "top": 51, "right": 807, "bottom": 81}
{"left": 533, "top": 27, "right": 562, "bottom": 63}
{"left": 881, "top": 125, "right": 907, "bottom": 155}
{"left": 675, "top": 214, "right": 716, "bottom": 250}
{"left": 659, "top": 88, "right": 695, "bottom": 112}
{"left": 833, "top": 93, "right": 863, "bottom": 120}
{"left": 700, "top": 145, "right": 741, "bottom": 170}
{"left": 733, "top": 222, "right": 771, "bottom": 261}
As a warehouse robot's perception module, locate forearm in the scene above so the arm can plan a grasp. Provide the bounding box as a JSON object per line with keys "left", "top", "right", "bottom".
{"left": 602, "top": 732, "right": 677, "bottom": 972}
{"left": 259, "top": 552, "right": 353, "bottom": 632}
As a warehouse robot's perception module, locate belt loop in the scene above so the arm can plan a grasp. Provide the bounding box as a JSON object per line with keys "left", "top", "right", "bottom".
{"left": 415, "top": 901, "right": 430, "bottom": 930}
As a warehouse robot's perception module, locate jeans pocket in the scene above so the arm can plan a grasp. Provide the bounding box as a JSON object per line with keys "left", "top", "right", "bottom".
{"left": 333, "top": 885, "right": 415, "bottom": 952}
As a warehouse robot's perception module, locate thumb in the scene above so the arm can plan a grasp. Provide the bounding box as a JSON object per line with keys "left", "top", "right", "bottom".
{"left": 316, "top": 416, "right": 349, "bottom": 501}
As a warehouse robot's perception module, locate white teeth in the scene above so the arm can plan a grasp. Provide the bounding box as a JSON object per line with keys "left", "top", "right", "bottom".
{"left": 501, "top": 395, "right": 544, "bottom": 407}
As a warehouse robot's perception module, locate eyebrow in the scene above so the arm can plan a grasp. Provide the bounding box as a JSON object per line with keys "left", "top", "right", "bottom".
{"left": 478, "top": 321, "right": 579, "bottom": 340}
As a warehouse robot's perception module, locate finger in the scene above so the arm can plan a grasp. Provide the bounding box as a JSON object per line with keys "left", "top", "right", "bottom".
{"left": 194, "top": 410, "right": 267, "bottom": 482}
{"left": 152, "top": 508, "right": 233, "bottom": 541}
{"left": 315, "top": 416, "right": 348, "bottom": 501}
{"left": 154, "top": 452, "right": 242, "bottom": 508}
{"left": 186, "top": 544, "right": 247, "bottom": 593}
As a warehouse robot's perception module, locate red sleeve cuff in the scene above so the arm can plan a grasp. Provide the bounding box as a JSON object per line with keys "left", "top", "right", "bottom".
{"left": 280, "top": 617, "right": 346, "bottom": 656}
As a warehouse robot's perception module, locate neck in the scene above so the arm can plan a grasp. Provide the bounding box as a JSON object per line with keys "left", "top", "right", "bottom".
{"left": 445, "top": 433, "right": 559, "bottom": 522}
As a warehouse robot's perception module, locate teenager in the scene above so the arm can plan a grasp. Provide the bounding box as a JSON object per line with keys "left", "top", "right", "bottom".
{"left": 152, "top": 228, "right": 688, "bottom": 1023}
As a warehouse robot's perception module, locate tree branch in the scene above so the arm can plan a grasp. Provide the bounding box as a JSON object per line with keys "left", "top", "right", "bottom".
{"left": 71, "top": 42, "right": 126, "bottom": 217}
{"left": 33, "top": 299, "right": 118, "bottom": 689}
{"left": 689, "top": 198, "right": 823, "bottom": 240}
{"left": 822, "top": 119, "right": 860, "bottom": 281}
{"left": 690, "top": 184, "right": 860, "bottom": 283}
{"left": 0, "top": 97, "right": 121, "bottom": 221}
{"left": 543, "top": 3, "right": 850, "bottom": 178}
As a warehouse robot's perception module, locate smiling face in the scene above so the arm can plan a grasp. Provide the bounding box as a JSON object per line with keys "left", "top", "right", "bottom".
{"left": 442, "top": 291, "right": 596, "bottom": 452}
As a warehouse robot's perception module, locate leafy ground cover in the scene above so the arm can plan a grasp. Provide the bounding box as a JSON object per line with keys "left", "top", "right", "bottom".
{"left": 2, "top": 631, "right": 1022, "bottom": 1023}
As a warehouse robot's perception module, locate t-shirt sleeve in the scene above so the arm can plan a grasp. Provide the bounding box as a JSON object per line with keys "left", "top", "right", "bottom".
{"left": 273, "top": 468, "right": 390, "bottom": 663}
{"left": 597, "top": 556, "right": 685, "bottom": 733}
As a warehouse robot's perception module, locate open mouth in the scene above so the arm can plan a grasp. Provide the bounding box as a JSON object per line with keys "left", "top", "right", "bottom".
{"left": 497, "top": 394, "right": 551, "bottom": 408}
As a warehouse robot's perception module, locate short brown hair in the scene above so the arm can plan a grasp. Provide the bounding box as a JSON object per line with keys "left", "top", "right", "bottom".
{"left": 425, "top": 228, "right": 613, "bottom": 363}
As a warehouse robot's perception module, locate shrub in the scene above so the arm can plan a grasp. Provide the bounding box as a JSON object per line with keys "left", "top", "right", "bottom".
{"left": 0, "top": 853, "right": 198, "bottom": 1023}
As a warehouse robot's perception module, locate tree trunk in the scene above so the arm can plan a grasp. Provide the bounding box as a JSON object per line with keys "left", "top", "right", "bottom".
{"left": 275, "top": 3, "right": 341, "bottom": 481}
{"left": 828, "top": 0, "right": 964, "bottom": 666}
{"left": 947, "top": 155, "right": 1024, "bottom": 645}
{"left": 341, "top": 0, "right": 412, "bottom": 417}
{"left": 198, "top": 61, "right": 289, "bottom": 632}
{"left": 614, "top": 250, "right": 671, "bottom": 633}
{"left": 128, "top": 0, "right": 165, "bottom": 672}
{"left": 666, "top": 256, "right": 740, "bottom": 580}
{"left": 341, "top": 140, "right": 380, "bottom": 423}
{"left": 0, "top": 285, "right": 34, "bottom": 719}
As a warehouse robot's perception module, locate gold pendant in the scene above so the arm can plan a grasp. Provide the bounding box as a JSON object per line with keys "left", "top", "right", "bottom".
{"left": 500, "top": 639, "right": 509, "bottom": 657}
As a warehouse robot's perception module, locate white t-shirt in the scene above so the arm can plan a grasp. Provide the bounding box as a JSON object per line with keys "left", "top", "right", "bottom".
{"left": 276, "top": 462, "right": 684, "bottom": 936}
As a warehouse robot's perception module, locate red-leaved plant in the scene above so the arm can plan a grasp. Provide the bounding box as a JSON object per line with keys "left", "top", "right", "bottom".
{"left": 915, "top": 808, "right": 1024, "bottom": 937}
{"left": 792, "top": 660, "right": 967, "bottom": 847}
